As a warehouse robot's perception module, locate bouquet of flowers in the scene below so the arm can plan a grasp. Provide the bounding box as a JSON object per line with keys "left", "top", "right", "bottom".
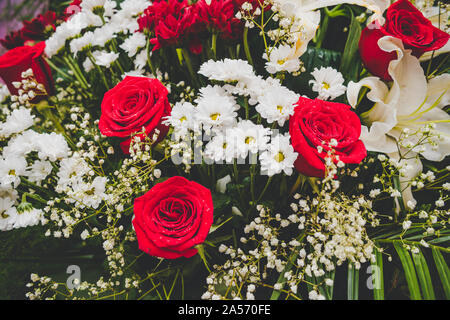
{"left": 0, "top": 0, "right": 449, "bottom": 301}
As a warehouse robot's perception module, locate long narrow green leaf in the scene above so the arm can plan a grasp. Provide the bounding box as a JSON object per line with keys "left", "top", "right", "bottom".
{"left": 347, "top": 263, "right": 359, "bottom": 300}
{"left": 431, "top": 248, "right": 450, "bottom": 299}
{"left": 339, "top": 9, "right": 362, "bottom": 80}
{"left": 393, "top": 242, "right": 421, "bottom": 300}
{"left": 372, "top": 249, "right": 384, "bottom": 300}
{"left": 412, "top": 250, "right": 435, "bottom": 300}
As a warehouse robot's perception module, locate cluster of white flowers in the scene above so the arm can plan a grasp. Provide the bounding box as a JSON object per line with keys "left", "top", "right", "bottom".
{"left": 0, "top": 112, "right": 70, "bottom": 230}
{"left": 46, "top": 0, "right": 150, "bottom": 77}
{"left": 165, "top": 59, "right": 299, "bottom": 176}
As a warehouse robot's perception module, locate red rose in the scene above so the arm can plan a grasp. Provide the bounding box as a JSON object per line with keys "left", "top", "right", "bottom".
{"left": 133, "top": 176, "right": 214, "bottom": 259}
{"left": 289, "top": 97, "right": 367, "bottom": 178}
{"left": 359, "top": 0, "right": 449, "bottom": 81}
{"left": 359, "top": 22, "right": 397, "bottom": 81}
{"left": 0, "top": 42, "right": 54, "bottom": 101}
{"left": 98, "top": 76, "right": 171, "bottom": 153}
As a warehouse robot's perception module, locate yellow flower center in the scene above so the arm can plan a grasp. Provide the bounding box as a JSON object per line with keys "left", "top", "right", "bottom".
{"left": 210, "top": 113, "right": 220, "bottom": 121}
{"left": 245, "top": 136, "right": 255, "bottom": 144}
{"left": 322, "top": 82, "right": 330, "bottom": 90}
{"left": 274, "top": 152, "right": 285, "bottom": 163}
{"left": 180, "top": 116, "right": 187, "bottom": 122}
{"left": 8, "top": 169, "right": 16, "bottom": 176}
{"left": 277, "top": 105, "right": 283, "bottom": 113}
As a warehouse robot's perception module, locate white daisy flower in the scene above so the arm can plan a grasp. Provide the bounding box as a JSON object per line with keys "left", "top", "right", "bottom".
{"left": 57, "top": 155, "right": 91, "bottom": 190}
{"left": 120, "top": 32, "right": 146, "bottom": 57}
{"left": 259, "top": 133, "right": 298, "bottom": 176}
{"left": 163, "top": 102, "right": 196, "bottom": 140}
{"left": 309, "top": 67, "right": 346, "bottom": 100}
{"left": 263, "top": 45, "right": 301, "bottom": 74}
{"left": 0, "top": 107, "right": 35, "bottom": 138}
{"left": 0, "top": 156, "right": 27, "bottom": 189}
{"left": 26, "top": 160, "right": 53, "bottom": 184}
{"left": 91, "top": 25, "right": 117, "bottom": 47}
{"left": 91, "top": 50, "right": 119, "bottom": 68}
{"left": 233, "top": 120, "right": 271, "bottom": 159}
{"left": 256, "top": 86, "right": 299, "bottom": 126}
{"left": 69, "top": 176, "right": 108, "bottom": 209}
{"left": 204, "top": 133, "right": 237, "bottom": 164}
{"left": 70, "top": 31, "right": 95, "bottom": 56}
{"left": 0, "top": 205, "right": 17, "bottom": 231}
{"left": 199, "top": 59, "right": 256, "bottom": 83}
{"left": 13, "top": 207, "right": 43, "bottom": 229}
{"left": 195, "top": 86, "right": 239, "bottom": 130}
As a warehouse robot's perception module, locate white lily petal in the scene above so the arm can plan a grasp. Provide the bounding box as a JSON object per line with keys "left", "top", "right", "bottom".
{"left": 361, "top": 124, "right": 398, "bottom": 154}
{"left": 378, "top": 36, "right": 428, "bottom": 116}
{"left": 347, "top": 76, "right": 388, "bottom": 108}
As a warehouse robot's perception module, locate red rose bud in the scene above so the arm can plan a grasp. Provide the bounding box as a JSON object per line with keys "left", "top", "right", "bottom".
{"left": 0, "top": 42, "right": 54, "bottom": 102}
{"left": 289, "top": 97, "right": 367, "bottom": 178}
{"left": 98, "top": 76, "right": 171, "bottom": 154}
{"left": 359, "top": 0, "right": 449, "bottom": 81}
{"left": 133, "top": 176, "right": 214, "bottom": 259}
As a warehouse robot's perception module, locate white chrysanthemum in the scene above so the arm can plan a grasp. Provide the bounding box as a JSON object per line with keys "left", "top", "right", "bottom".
{"left": 69, "top": 176, "right": 108, "bottom": 209}
{"left": 83, "top": 57, "right": 94, "bottom": 72}
{"left": 0, "top": 84, "right": 10, "bottom": 103}
{"left": 120, "top": 0, "right": 151, "bottom": 17}
{"left": 199, "top": 59, "right": 256, "bottom": 83}
{"left": 70, "top": 31, "right": 95, "bottom": 56}
{"left": 0, "top": 107, "right": 35, "bottom": 138}
{"left": 263, "top": 45, "right": 301, "bottom": 74}
{"left": 0, "top": 156, "right": 27, "bottom": 189}
{"left": 195, "top": 86, "right": 239, "bottom": 130}
{"left": 256, "top": 86, "right": 299, "bottom": 126}
{"left": 91, "top": 50, "right": 119, "bottom": 68}
{"left": 163, "top": 102, "right": 196, "bottom": 139}
{"left": 13, "top": 208, "right": 43, "bottom": 229}
{"left": 91, "top": 25, "right": 117, "bottom": 47}
{"left": 233, "top": 120, "right": 271, "bottom": 159}
{"left": 2, "top": 130, "right": 38, "bottom": 158}
{"left": 57, "top": 155, "right": 91, "bottom": 190}
{"left": 259, "top": 133, "right": 298, "bottom": 176}
{"left": 34, "top": 132, "right": 70, "bottom": 161}
{"left": 26, "top": 160, "right": 53, "bottom": 184}
{"left": 0, "top": 205, "right": 17, "bottom": 231}
{"left": 80, "top": 0, "right": 107, "bottom": 11}
{"left": 134, "top": 49, "right": 148, "bottom": 70}
{"left": 204, "top": 133, "right": 237, "bottom": 164}
{"left": 120, "top": 32, "right": 146, "bottom": 57}
{"left": 309, "top": 67, "right": 346, "bottom": 100}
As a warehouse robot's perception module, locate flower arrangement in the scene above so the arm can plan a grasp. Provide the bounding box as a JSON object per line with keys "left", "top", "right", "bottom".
{"left": 0, "top": 0, "right": 449, "bottom": 301}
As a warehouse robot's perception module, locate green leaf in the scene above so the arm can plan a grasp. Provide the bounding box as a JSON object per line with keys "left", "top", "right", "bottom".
{"left": 372, "top": 249, "right": 384, "bottom": 300}
{"left": 339, "top": 9, "right": 362, "bottom": 80}
{"left": 431, "top": 248, "right": 450, "bottom": 299}
{"left": 347, "top": 263, "right": 359, "bottom": 300}
{"left": 302, "top": 47, "right": 342, "bottom": 72}
{"left": 412, "top": 249, "right": 435, "bottom": 300}
{"left": 393, "top": 242, "right": 421, "bottom": 300}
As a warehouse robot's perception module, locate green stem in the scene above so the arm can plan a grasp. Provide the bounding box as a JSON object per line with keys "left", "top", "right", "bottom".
{"left": 87, "top": 51, "right": 110, "bottom": 90}
{"left": 211, "top": 33, "right": 217, "bottom": 59}
{"left": 256, "top": 176, "right": 273, "bottom": 204}
{"left": 243, "top": 27, "right": 253, "bottom": 66}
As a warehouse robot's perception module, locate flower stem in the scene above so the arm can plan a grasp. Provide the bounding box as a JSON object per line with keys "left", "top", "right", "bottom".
{"left": 243, "top": 27, "right": 253, "bottom": 66}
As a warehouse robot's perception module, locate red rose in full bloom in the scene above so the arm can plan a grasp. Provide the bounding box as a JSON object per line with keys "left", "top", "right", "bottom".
{"left": 0, "top": 42, "right": 54, "bottom": 101}
{"left": 133, "top": 176, "right": 214, "bottom": 259}
{"left": 98, "top": 76, "right": 171, "bottom": 154}
{"left": 359, "top": 0, "right": 449, "bottom": 81}
{"left": 289, "top": 97, "right": 367, "bottom": 178}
